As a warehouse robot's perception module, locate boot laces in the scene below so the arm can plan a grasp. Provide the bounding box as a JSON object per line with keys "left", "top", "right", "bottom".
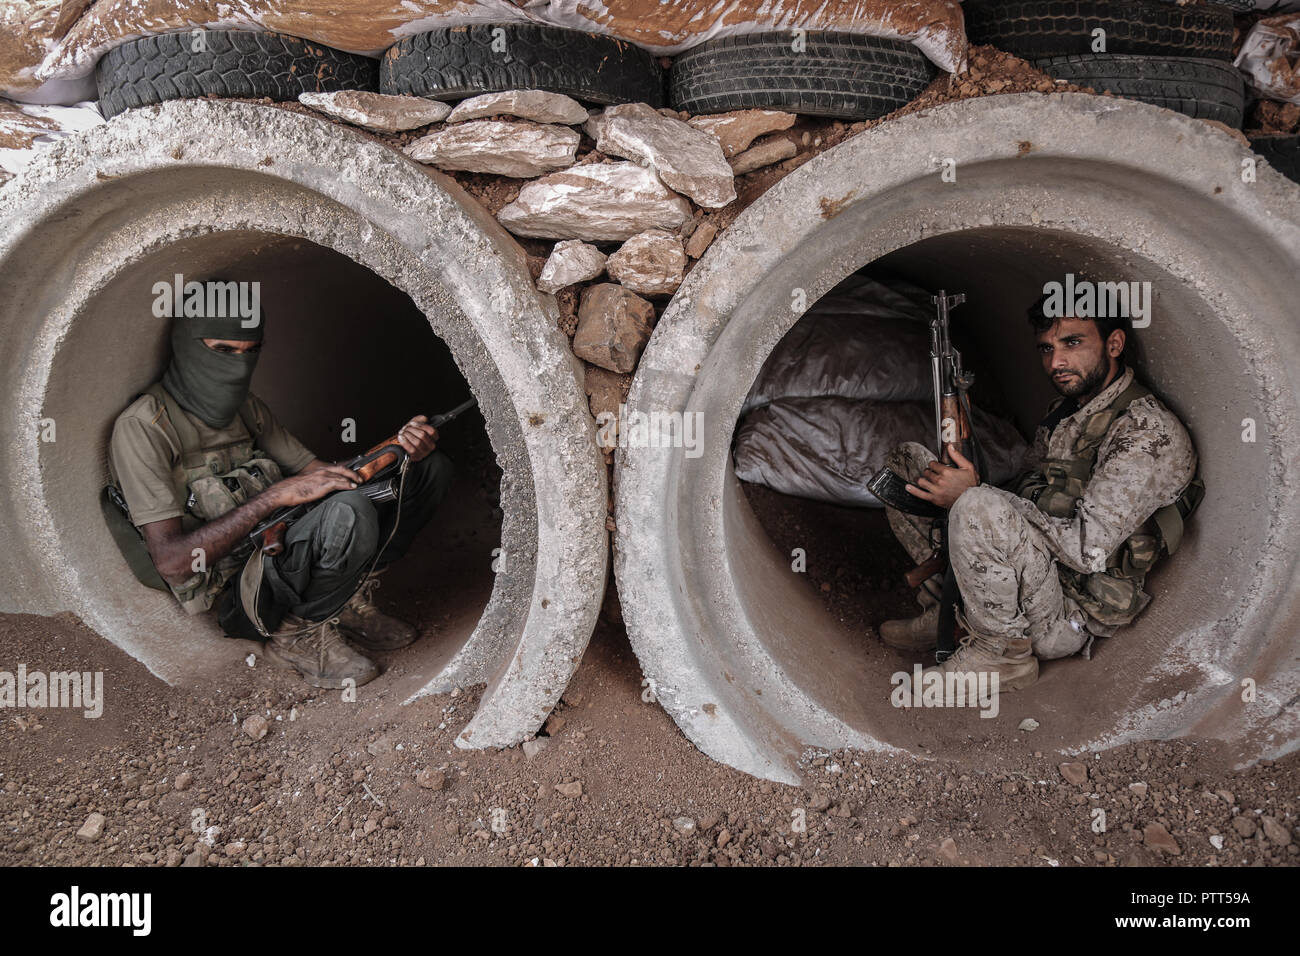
{"left": 349, "top": 572, "right": 383, "bottom": 614}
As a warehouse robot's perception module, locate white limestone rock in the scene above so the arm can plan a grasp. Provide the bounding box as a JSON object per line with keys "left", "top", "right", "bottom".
{"left": 447, "top": 89, "right": 589, "bottom": 125}
{"left": 298, "top": 90, "right": 451, "bottom": 132}
{"left": 403, "top": 119, "right": 579, "bottom": 178}
{"left": 497, "top": 161, "right": 693, "bottom": 241}
{"left": 587, "top": 102, "right": 736, "bottom": 209}
{"left": 606, "top": 229, "right": 686, "bottom": 296}
{"left": 538, "top": 239, "right": 607, "bottom": 293}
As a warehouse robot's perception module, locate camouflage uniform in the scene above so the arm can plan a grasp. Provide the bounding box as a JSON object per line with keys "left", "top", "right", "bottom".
{"left": 884, "top": 367, "right": 1198, "bottom": 659}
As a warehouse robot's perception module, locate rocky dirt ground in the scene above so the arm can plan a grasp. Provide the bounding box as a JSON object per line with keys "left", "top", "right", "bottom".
{"left": 0, "top": 540, "right": 1295, "bottom": 868}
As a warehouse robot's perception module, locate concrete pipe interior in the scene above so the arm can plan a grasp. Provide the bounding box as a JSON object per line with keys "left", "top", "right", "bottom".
{"left": 615, "top": 93, "right": 1300, "bottom": 783}
{"left": 44, "top": 232, "right": 501, "bottom": 695}
{"left": 0, "top": 99, "right": 609, "bottom": 750}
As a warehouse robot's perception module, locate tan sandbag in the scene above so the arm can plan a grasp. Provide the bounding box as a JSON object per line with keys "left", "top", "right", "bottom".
{"left": 14, "top": 0, "right": 967, "bottom": 100}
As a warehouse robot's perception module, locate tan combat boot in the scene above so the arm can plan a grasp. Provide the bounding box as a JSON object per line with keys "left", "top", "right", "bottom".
{"left": 337, "top": 571, "right": 418, "bottom": 652}
{"left": 879, "top": 580, "right": 941, "bottom": 652}
{"left": 923, "top": 630, "right": 1039, "bottom": 695}
{"left": 265, "top": 615, "right": 379, "bottom": 688}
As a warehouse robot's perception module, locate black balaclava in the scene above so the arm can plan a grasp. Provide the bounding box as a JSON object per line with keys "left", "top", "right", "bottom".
{"left": 161, "top": 300, "right": 265, "bottom": 428}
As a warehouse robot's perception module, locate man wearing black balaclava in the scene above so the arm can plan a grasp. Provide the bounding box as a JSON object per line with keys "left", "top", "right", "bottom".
{"left": 107, "top": 282, "right": 454, "bottom": 688}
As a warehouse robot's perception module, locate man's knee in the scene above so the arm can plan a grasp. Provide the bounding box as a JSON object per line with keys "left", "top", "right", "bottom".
{"left": 948, "top": 485, "right": 1021, "bottom": 555}
{"left": 313, "top": 491, "right": 380, "bottom": 568}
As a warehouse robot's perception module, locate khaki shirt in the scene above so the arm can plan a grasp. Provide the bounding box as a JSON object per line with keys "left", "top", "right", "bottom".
{"left": 108, "top": 389, "right": 315, "bottom": 528}
{"left": 1004, "top": 366, "right": 1198, "bottom": 576}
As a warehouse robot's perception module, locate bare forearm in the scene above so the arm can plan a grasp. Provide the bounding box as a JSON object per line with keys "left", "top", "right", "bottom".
{"left": 154, "top": 492, "right": 284, "bottom": 583}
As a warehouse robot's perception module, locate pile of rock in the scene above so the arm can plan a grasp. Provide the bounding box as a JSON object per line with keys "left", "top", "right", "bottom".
{"left": 298, "top": 87, "right": 804, "bottom": 437}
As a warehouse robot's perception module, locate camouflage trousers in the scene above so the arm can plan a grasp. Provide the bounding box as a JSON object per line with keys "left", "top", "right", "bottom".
{"left": 882, "top": 442, "right": 1091, "bottom": 660}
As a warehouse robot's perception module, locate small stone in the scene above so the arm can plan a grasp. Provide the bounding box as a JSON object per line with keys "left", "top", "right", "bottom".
{"left": 1260, "top": 815, "right": 1292, "bottom": 846}
{"left": 572, "top": 284, "right": 655, "bottom": 373}
{"left": 605, "top": 229, "right": 686, "bottom": 296}
{"left": 298, "top": 90, "right": 451, "bottom": 132}
{"left": 1209, "top": 834, "right": 1225, "bottom": 851}
{"left": 686, "top": 109, "right": 796, "bottom": 157}
{"left": 1017, "top": 718, "right": 1040, "bottom": 732}
{"left": 716, "top": 828, "right": 732, "bottom": 848}
{"left": 242, "top": 715, "right": 268, "bottom": 740}
{"left": 498, "top": 162, "right": 693, "bottom": 241}
{"left": 1142, "top": 822, "right": 1181, "bottom": 856}
{"left": 1232, "top": 815, "right": 1257, "bottom": 838}
{"left": 174, "top": 771, "right": 194, "bottom": 791}
{"left": 75, "top": 812, "right": 105, "bottom": 842}
{"left": 583, "top": 365, "right": 628, "bottom": 427}
{"left": 181, "top": 849, "right": 204, "bottom": 867}
{"left": 416, "top": 768, "right": 447, "bottom": 791}
{"left": 522, "top": 738, "right": 549, "bottom": 760}
{"left": 936, "top": 837, "right": 959, "bottom": 863}
{"left": 808, "top": 791, "right": 832, "bottom": 812}
{"left": 684, "top": 220, "right": 717, "bottom": 259}
{"left": 672, "top": 816, "right": 697, "bottom": 834}
{"left": 366, "top": 736, "right": 392, "bottom": 756}
{"left": 404, "top": 119, "right": 579, "bottom": 178}
{"left": 1129, "top": 782, "right": 1148, "bottom": 798}
{"left": 225, "top": 841, "right": 246, "bottom": 858}
{"left": 447, "top": 90, "right": 589, "bottom": 125}
{"left": 555, "top": 780, "right": 583, "bottom": 798}
{"left": 1058, "top": 762, "right": 1088, "bottom": 786}
{"left": 1215, "top": 789, "right": 1234, "bottom": 805}
{"left": 165, "top": 846, "right": 184, "bottom": 867}
{"left": 537, "top": 239, "right": 606, "bottom": 293}
{"left": 543, "top": 714, "right": 567, "bottom": 736}
{"left": 729, "top": 137, "right": 798, "bottom": 175}
{"left": 698, "top": 811, "right": 721, "bottom": 832}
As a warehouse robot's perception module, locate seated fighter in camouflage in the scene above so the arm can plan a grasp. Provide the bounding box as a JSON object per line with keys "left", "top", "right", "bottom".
{"left": 878, "top": 297, "right": 1200, "bottom": 690}
{"left": 107, "top": 300, "right": 453, "bottom": 689}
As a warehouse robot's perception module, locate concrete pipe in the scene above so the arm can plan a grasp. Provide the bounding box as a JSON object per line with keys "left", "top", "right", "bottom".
{"left": 0, "top": 99, "right": 608, "bottom": 749}
{"left": 615, "top": 93, "right": 1300, "bottom": 783}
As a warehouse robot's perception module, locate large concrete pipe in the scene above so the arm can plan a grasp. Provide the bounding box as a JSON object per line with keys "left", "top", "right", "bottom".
{"left": 615, "top": 93, "right": 1300, "bottom": 783}
{"left": 0, "top": 99, "right": 608, "bottom": 749}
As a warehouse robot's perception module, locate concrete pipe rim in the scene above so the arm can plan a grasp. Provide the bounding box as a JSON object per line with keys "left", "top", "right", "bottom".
{"left": 614, "top": 92, "right": 1300, "bottom": 783}
{"left": 0, "top": 98, "right": 608, "bottom": 750}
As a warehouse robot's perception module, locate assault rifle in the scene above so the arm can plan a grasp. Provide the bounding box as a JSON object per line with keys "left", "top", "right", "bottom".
{"left": 866, "top": 291, "right": 983, "bottom": 661}
{"left": 249, "top": 397, "right": 477, "bottom": 556}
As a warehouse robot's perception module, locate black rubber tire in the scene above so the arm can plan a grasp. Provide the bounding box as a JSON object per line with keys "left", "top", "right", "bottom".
{"left": 1249, "top": 135, "right": 1300, "bottom": 185}
{"left": 1035, "top": 54, "right": 1245, "bottom": 127}
{"left": 380, "top": 24, "right": 664, "bottom": 107}
{"left": 965, "top": 0, "right": 1236, "bottom": 60}
{"left": 669, "top": 32, "right": 937, "bottom": 121}
{"left": 96, "top": 30, "right": 379, "bottom": 120}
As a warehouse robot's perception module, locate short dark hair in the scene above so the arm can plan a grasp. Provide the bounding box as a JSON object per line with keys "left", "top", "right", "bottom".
{"left": 1027, "top": 292, "right": 1131, "bottom": 366}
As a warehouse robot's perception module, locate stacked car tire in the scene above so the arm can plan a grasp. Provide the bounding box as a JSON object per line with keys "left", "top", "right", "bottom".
{"left": 965, "top": 0, "right": 1246, "bottom": 128}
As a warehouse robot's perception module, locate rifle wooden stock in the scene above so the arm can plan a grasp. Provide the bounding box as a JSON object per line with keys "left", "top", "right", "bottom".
{"left": 939, "top": 393, "right": 971, "bottom": 464}
{"left": 905, "top": 551, "right": 947, "bottom": 589}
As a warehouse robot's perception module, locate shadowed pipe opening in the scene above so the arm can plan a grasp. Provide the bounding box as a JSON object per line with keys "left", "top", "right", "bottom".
{"left": 0, "top": 99, "right": 608, "bottom": 750}
{"left": 615, "top": 93, "right": 1300, "bottom": 783}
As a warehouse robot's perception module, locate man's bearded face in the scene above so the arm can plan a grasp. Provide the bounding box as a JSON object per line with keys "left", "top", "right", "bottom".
{"left": 1036, "top": 317, "right": 1116, "bottom": 399}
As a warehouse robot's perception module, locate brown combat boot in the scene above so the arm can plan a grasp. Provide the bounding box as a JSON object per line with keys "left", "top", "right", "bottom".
{"left": 265, "top": 615, "right": 379, "bottom": 688}
{"left": 923, "top": 629, "right": 1039, "bottom": 696}
{"left": 879, "top": 581, "right": 941, "bottom": 652}
{"left": 337, "top": 571, "right": 418, "bottom": 652}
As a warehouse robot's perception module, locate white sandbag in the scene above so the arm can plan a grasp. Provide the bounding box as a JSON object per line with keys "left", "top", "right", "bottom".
{"left": 1234, "top": 15, "right": 1300, "bottom": 106}
{"left": 733, "top": 396, "right": 1030, "bottom": 507}
{"left": 742, "top": 275, "right": 936, "bottom": 415}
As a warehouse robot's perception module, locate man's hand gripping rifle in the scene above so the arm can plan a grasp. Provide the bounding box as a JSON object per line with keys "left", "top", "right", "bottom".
{"left": 865, "top": 291, "right": 984, "bottom": 661}
{"left": 249, "top": 397, "right": 478, "bottom": 556}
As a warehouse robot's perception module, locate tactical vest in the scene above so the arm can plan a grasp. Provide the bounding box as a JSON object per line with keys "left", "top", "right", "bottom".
{"left": 104, "top": 384, "right": 283, "bottom": 615}
{"left": 1012, "top": 380, "right": 1204, "bottom": 628}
